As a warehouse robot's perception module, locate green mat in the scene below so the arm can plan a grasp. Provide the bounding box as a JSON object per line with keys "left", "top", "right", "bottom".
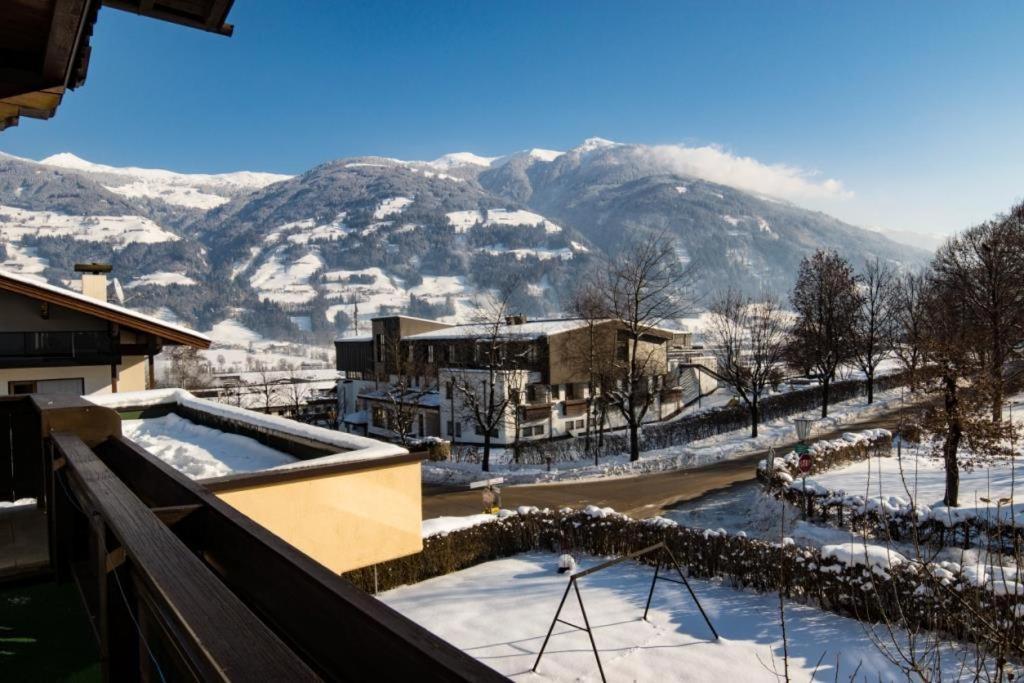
{"left": 0, "top": 580, "right": 100, "bottom": 682}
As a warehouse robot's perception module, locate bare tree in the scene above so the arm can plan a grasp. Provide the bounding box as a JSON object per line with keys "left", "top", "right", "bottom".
{"left": 249, "top": 363, "right": 280, "bottom": 413}
{"left": 601, "top": 232, "right": 693, "bottom": 461}
{"left": 891, "top": 269, "right": 928, "bottom": 392}
{"left": 921, "top": 261, "right": 1013, "bottom": 506}
{"left": 566, "top": 277, "right": 615, "bottom": 462}
{"left": 379, "top": 334, "right": 430, "bottom": 447}
{"left": 707, "top": 289, "right": 790, "bottom": 438}
{"left": 852, "top": 257, "right": 898, "bottom": 404}
{"left": 931, "top": 206, "right": 1024, "bottom": 422}
{"left": 281, "top": 368, "right": 310, "bottom": 419}
{"left": 163, "top": 346, "right": 212, "bottom": 390}
{"left": 788, "top": 249, "right": 860, "bottom": 418}
{"left": 450, "top": 291, "right": 523, "bottom": 472}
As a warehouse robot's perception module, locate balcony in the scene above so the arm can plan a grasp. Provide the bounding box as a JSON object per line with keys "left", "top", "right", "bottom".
{"left": 0, "top": 393, "right": 503, "bottom": 681}
{"left": 0, "top": 331, "right": 115, "bottom": 368}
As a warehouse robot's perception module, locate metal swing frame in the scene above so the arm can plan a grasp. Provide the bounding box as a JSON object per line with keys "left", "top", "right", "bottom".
{"left": 532, "top": 542, "right": 719, "bottom": 683}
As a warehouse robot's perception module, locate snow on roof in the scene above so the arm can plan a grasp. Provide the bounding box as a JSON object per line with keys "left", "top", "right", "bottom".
{"left": 336, "top": 335, "right": 373, "bottom": 343}
{"left": 403, "top": 318, "right": 595, "bottom": 342}
{"left": 403, "top": 318, "right": 679, "bottom": 342}
{"left": 90, "top": 389, "right": 407, "bottom": 469}
{"left": 0, "top": 268, "right": 210, "bottom": 347}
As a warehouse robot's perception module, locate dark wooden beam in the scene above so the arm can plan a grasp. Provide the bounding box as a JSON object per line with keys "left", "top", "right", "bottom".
{"left": 95, "top": 436, "right": 506, "bottom": 681}
{"left": 53, "top": 432, "right": 321, "bottom": 680}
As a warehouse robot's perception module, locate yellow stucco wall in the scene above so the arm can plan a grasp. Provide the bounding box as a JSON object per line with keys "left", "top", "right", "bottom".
{"left": 117, "top": 355, "right": 148, "bottom": 392}
{"left": 214, "top": 461, "right": 423, "bottom": 574}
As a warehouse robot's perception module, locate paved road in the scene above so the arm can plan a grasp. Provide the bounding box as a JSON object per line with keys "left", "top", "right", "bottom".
{"left": 422, "top": 410, "right": 908, "bottom": 520}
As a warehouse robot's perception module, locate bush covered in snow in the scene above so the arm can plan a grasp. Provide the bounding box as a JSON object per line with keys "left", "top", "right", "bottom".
{"left": 761, "top": 429, "right": 1024, "bottom": 550}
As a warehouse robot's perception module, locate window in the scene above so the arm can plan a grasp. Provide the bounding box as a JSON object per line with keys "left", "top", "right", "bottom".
{"left": 8, "top": 378, "right": 85, "bottom": 395}
{"left": 375, "top": 334, "right": 385, "bottom": 362}
{"left": 615, "top": 338, "right": 628, "bottom": 361}
{"left": 427, "top": 345, "right": 434, "bottom": 363}
{"left": 447, "top": 344, "right": 456, "bottom": 362}
{"left": 474, "top": 424, "right": 499, "bottom": 438}
{"left": 520, "top": 424, "right": 545, "bottom": 437}
{"left": 527, "top": 344, "right": 538, "bottom": 364}
{"left": 549, "top": 385, "right": 560, "bottom": 401}
{"left": 418, "top": 414, "right": 425, "bottom": 436}
{"left": 526, "top": 384, "right": 538, "bottom": 403}
{"left": 371, "top": 406, "right": 388, "bottom": 428}
{"left": 408, "top": 345, "right": 414, "bottom": 362}
{"left": 565, "top": 383, "right": 576, "bottom": 400}
{"left": 445, "top": 381, "right": 453, "bottom": 399}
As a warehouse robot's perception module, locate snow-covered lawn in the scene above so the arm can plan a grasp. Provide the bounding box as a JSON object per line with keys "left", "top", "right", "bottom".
{"left": 379, "top": 551, "right": 977, "bottom": 681}
{"left": 422, "top": 389, "right": 908, "bottom": 486}
{"left": 122, "top": 413, "right": 296, "bottom": 479}
{"left": 814, "top": 449, "right": 1024, "bottom": 512}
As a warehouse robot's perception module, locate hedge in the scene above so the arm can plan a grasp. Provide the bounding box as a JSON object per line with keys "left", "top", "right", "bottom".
{"left": 345, "top": 508, "right": 1022, "bottom": 661}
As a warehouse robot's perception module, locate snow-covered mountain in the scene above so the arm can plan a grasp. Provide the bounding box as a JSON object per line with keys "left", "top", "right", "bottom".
{"left": 36, "top": 152, "right": 291, "bottom": 210}
{"left": 0, "top": 141, "right": 928, "bottom": 342}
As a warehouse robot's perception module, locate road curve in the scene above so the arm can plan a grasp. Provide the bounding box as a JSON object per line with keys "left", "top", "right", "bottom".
{"left": 422, "top": 410, "right": 909, "bottom": 520}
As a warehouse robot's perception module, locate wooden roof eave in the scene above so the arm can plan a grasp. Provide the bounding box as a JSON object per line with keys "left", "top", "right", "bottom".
{"left": 0, "top": 277, "right": 210, "bottom": 349}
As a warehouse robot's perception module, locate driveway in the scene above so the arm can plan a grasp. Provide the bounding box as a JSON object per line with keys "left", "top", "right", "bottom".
{"left": 422, "top": 410, "right": 910, "bottom": 520}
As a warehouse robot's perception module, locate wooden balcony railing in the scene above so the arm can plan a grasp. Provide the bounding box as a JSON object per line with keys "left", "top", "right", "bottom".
{"left": 2, "top": 395, "right": 505, "bottom": 682}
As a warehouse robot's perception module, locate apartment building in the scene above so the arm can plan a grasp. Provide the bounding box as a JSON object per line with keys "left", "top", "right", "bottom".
{"left": 336, "top": 314, "right": 714, "bottom": 446}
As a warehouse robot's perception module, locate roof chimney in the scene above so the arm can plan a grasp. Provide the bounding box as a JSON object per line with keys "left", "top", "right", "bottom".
{"left": 74, "top": 263, "right": 111, "bottom": 302}
{"left": 505, "top": 314, "right": 527, "bottom": 326}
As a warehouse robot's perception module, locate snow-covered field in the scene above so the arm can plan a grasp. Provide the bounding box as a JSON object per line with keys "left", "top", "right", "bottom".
{"left": 379, "top": 551, "right": 978, "bottom": 681}
{"left": 121, "top": 413, "right": 296, "bottom": 479}
{"left": 422, "top": 388, "right": 908, "bottom": 486}
{"left": 0, "top": 204, "right": 178, "bottom": 251}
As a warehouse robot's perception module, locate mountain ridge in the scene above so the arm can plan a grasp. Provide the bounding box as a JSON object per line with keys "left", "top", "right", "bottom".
{"left": 0, "top": 140, "right": 929, "bottom": 342}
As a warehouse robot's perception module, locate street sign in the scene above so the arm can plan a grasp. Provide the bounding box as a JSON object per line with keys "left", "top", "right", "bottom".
{"left": 468, "top": 477, "right": 505, "bottom": 489}
{"left": 798, "top": 453, "right": 812, "bottom": 473}
{"left": 794, "top": 443, "right": 810, "bottom": 455}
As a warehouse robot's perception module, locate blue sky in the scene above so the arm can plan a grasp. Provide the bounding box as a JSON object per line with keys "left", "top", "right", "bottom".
{"left": 3, "top": 1, "right": 1023, "bottom": 237}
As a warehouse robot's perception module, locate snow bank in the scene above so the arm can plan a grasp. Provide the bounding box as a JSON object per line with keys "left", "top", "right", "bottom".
{"left": 89, "top": 389, "right": 407, "bottom": 474}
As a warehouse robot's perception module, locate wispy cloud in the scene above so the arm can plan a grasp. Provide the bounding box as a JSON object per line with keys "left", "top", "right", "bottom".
{"left": 637, "top": 143, "right": 853, "bottom": 202}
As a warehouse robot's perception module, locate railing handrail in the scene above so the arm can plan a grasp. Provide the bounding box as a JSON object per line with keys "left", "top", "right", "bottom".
{"left": 51, "top": 431, "right": 320, "bottom": 681}
{"left": 95, "top": 435, "right": 506, "bottom": 681}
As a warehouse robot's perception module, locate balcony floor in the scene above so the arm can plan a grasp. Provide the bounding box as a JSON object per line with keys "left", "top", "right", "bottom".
{"left": 0, "top": 579, "right": 100, "bottom": 681}
{"left": 0, "top": 506, "right": 48, "bottom": 580}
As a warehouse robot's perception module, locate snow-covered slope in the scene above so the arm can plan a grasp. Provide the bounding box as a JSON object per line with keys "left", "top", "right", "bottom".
{"left": 0, "top": 139, "right": 926, "bottom": 343}
{"left": 38, "top": 152, "right": 291, "bottom": 209}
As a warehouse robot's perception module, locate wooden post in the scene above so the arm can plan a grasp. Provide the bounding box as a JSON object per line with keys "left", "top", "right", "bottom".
{"left": 110, "top": 362, "right": 119, "bottom": 393}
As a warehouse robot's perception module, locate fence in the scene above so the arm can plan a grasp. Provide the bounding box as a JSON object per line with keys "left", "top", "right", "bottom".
{"left": 2, "top": 394, "right": 505, "bottom": 682}
{"left": 512, "top": 370, "right": 914, "bottom": 464}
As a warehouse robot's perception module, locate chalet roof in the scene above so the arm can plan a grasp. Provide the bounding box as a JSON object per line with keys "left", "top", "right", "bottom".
{"left": 0, "top": 269, "right": 210, "bottom": 348}
{"left": 1, "top": 0, "right": 234, "bottom": 132}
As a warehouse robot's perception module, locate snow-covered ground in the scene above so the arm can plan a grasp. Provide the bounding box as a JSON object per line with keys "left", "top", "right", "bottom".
{"left": 422, "top": 388, "right": 908, "bottom": 486}
{"left": 153, "top": 318, "right": 334, "bottom": 381}
{"left": 0, "top": 204, "right": 179, "bottom": 251}
{"left": 121, "top": 413, "right": 296, "bottom": 479}
{"left": 379, "top": 551, "right": 981, "bottom": 681}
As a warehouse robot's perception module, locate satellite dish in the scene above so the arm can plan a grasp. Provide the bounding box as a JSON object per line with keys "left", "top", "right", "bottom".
{"left": 112, "top": 277, "right": 126, "bottom": 305}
